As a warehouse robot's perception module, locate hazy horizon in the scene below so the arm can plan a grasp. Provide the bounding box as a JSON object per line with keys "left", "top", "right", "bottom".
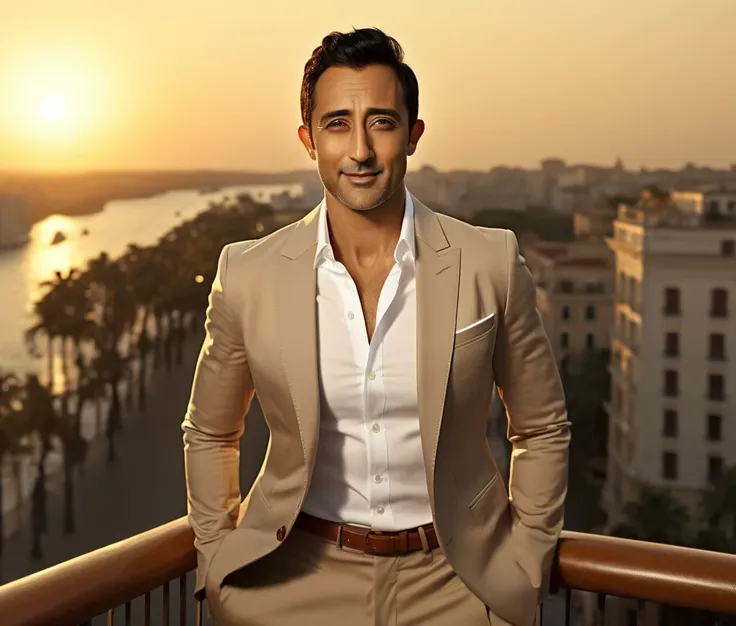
{"left": 2, "top": 0, "right": 735, "bottom": 173}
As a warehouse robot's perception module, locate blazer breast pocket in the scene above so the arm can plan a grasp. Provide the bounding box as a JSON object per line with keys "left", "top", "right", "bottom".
{"left": 454, "top": 312, "right": 496, "bottom": 348}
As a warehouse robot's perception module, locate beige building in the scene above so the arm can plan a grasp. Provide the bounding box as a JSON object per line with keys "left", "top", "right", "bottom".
{"left": 598, "top": 188, "right": 736, "bottom": 625}
{"left": 604, "top": 189, "right": 736, "bottom": 522}
{"left": 521, "top": 202, "right": 615, "bottom": 375}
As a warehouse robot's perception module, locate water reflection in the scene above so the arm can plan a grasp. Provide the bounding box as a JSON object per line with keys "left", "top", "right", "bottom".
{"left": 0, "top": 183, "right": 303, "bottom": 374}
{"left": 27, "top": 215, "right": 75, "bottom": 303}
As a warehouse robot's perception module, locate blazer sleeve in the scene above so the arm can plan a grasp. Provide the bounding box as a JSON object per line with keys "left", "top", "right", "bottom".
{"left": 181, "top": 243, "right": 256, "bottom": 599}
{"left": 491, "top": 229, "right": 571, "bottom": 603}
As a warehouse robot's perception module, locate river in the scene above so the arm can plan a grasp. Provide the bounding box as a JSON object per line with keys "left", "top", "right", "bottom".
{"left": 0, "top": 183, "right": 304, "bottom": 376}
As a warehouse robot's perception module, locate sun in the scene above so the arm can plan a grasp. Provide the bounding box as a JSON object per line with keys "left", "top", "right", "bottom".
{"left": 38, "top": 92, "right": 70, "bottom": 123}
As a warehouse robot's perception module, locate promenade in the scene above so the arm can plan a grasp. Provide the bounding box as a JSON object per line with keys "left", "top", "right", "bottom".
{"left": 0, "top": 335, "right": 268, "bottom": 624}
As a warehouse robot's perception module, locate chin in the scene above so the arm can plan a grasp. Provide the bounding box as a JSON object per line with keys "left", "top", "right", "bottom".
{"left": 334, "top": 186, "right": 388, "bottom": 213}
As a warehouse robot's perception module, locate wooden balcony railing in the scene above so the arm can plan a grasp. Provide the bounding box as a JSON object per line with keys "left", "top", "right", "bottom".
{"left": 0, "top": 516, "right": 735, "bottom": 626}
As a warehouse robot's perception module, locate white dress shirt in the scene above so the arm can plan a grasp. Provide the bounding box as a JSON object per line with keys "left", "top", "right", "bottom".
{"left": 301, "top": 188, "right": 434, "bottom": 531}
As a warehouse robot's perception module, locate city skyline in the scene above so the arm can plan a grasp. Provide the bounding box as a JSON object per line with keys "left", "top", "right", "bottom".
{"left": 1, "top": 0, "right": 735, "bottom": 173}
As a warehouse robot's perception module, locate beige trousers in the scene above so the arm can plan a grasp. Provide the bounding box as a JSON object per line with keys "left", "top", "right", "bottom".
{"left": 207, "top": 528, "right": 517, "bottom": 626}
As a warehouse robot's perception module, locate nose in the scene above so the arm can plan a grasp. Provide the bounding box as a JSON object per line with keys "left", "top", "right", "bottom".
{"left": 348, "top": 125, "right": 374, "bottom": 164}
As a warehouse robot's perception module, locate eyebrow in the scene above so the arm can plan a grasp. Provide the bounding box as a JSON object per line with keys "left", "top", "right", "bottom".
{"left": 317, "top": 107, "right": 402, "bottom": 127}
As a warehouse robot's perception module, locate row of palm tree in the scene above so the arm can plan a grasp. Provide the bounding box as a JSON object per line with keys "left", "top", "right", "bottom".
{"left": 0, "top": 194, "right": 277, "bottom": 569}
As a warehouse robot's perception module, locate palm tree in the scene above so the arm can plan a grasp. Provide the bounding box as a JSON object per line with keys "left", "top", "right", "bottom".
{"left": 56, "top": 391, "right": 88, "bottom": 534}
{"left": 26, "top": 288, "right": 62, "bottom": 392}
{"left": 610, "top": 486, "right": 700, "bottom": 626}
{"left": 701, "top": 464, "right": 736, "bottom": 549}
{"left": 0, "top": 371, "right": 30, "bottom": 568}
{"left": 563, "top": 348, "right": 610, "bottom": 466}
{"left": 83, "top": 252, "right": 137, "bottom": 460}
{"left": 94, "top": 347, "right": 130, "bottom": 463}
{"left": 611, "top": 485, "right": 690, "bottom": 545}
{"left": 24, "top": 374, "right": 59, "bottom": 559}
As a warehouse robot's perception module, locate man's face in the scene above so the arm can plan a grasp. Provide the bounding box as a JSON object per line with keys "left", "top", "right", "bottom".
{"left": 298, "top": 64, "right": 424, "bottom": 213}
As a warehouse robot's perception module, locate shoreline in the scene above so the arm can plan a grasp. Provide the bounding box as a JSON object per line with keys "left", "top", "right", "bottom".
{"left": 0, "top": 170, "right": 320, "bottom": 225}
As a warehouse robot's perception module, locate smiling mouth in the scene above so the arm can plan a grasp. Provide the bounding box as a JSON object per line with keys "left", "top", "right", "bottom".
{"left": 343, "top": 172, "right": 380, "bottom": 183}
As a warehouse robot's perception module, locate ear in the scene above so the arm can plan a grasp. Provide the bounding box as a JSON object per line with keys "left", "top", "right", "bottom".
{"left": 407, "top": 119, "right": 425, "bottom": 157}
{"left": 297, "top": 125, "right": 316, "bottom": 160}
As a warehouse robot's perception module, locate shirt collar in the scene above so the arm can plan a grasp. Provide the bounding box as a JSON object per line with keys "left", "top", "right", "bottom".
{"left": 314, "top": 187, "right": 416, "bottom": 269}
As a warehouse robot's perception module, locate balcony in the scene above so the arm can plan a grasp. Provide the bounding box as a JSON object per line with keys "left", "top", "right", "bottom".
{"left": 0, "top": 516, "right": 734, "bottom": 626}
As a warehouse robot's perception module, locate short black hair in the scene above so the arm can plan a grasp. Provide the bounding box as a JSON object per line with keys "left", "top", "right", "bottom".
{"left": 300, "top": 27, "right": 419, "bottom": 143}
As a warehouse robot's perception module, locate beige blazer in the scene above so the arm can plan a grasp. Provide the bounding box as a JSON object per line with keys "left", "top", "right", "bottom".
{"left": 182, "top": 196, "right": 571, "bottom": 626}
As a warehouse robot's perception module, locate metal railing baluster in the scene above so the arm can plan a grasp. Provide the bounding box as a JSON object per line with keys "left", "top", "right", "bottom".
{"left": 163, "top": 581, "right": 170, "bottom": 625}
{"left": 179, "top": 575, "right": 187, "bottom": 626}
{"left": 565, "top": 588, "right": 572, "bottom": 626}
{"left": 125, "top": 601, "right": 132, "bottom": 626}
{"left": 144, "top": 591, "right": 152, "bottom": 626}
{"left": 596, "top": 593, "right": 606, "bottom": 625}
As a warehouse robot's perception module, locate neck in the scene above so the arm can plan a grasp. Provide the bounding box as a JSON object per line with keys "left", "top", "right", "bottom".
{"left": 325, "top": 188, "right": 406, "bottom": 268}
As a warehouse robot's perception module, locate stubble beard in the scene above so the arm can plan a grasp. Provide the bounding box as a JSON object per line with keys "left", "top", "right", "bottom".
{"left": 325, "top": 172, "right": 404, "bottom": 214}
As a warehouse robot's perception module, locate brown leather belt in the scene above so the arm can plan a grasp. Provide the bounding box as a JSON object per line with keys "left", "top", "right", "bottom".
{"left": 294, "top": 512, "right": 439, "bottom": 555}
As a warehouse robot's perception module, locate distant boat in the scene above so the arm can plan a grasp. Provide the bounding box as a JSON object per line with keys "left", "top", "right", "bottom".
{"left": 175, "top": 211, "right": 181, "bottom": 217}
{"left": 50, "top": 231, "right": 67, "bottom": 245}
{"left": 81, "top": 228, "right": 89, "bottom": 236}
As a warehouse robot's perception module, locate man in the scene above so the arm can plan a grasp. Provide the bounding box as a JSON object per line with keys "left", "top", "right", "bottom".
{"left": 182, "top": 27, "right": 570, "bottom": 626}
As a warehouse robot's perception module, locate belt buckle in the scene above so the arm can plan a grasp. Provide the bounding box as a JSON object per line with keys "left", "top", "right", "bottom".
{"left": 366, "top": 529, "right": 409, "bottom": 555}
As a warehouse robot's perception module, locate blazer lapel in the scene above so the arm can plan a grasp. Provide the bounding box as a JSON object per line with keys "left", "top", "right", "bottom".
{"left": 274, "top": 207, "right": 321, "bottom": 472}
{"left": 413, "top": 198, "right": 460, "bottom": 506}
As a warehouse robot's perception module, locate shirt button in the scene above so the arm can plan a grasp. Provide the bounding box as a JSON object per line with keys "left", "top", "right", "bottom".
{"left": 276, "top": 526, "right": 286, "bottom": 541}
{"left": 347, "top": 311, "right": 354, "bottom": 320}
{"left": 376, "top": 506, "right": 385, "bottom": 515}
{"left": 371, "top": 423, "right": 380, "bottom": 433}
{"left": 368, "top": 371, "right": 376, "bottom": 381}
{"left": 373, "top": 474, "right": 383, "bottom": 484}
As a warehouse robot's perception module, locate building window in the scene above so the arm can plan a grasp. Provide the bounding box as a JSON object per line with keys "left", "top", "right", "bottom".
{"left": 664, "top": 287, "right": 681, "bottom": 316}
{"left": 664, "top": 370, "right": 679, "bottom": 397}
{"left": 662, "top": 452, "right": 678, "bottom": 480}
{"left": 585, "top": 305, "right": 596, "bottom": 320}
{"left": 586, "top": 333, "right": 595, "bottom": 350}
{"left": 663, "top": 409, "right": 678, "bottom": 437}
{"left": 560, "top": 332, "right": 569, "bottom": 349}
{"left": 708, "top": 455, "right": 723, "bottom": 485}
{"left": 561, "top": 305, "right": 570, "bottom": 321}
{"left": 708, "top": 374, "right": 725, "bottom": 401}
{"left": 710, "top": 288, "right": 729, "bottom": 318}
{"left": 664, "top": 332, "right": 679, "bottom": 358}
{"left": 721, "top": 240, "right": 735, "bottom": 256}
{"left": 709, "top": 333, "right": 725, "bottom": 361}
{"left": 558, "top": 280, "right": 573, "bottom": 293}
{"left": 707, "top": 414, "right": 722, "bottom": 441}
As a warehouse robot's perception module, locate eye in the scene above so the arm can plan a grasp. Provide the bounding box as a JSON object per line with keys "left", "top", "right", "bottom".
{"left": 326, "top": 120, "right": 346, "bottom": 129}
{"left": 373, "top": 118, "right": 397, "bottom": 128}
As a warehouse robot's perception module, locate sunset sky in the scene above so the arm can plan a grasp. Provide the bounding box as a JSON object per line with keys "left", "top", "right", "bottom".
{"left": 1, "top": 0, "right": 734, "bottom": 173}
